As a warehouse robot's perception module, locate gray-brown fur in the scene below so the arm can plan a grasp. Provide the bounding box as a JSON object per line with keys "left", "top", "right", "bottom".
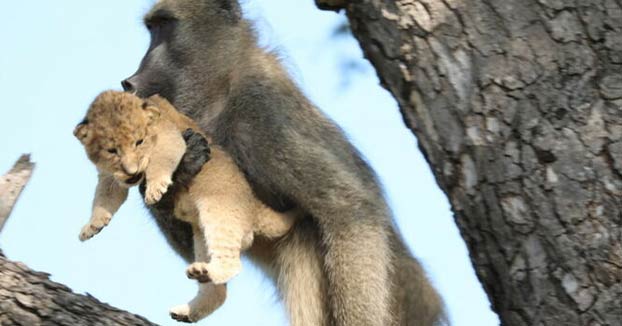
{"left": 122, "top": 0, "right": 444, "bottom": 324}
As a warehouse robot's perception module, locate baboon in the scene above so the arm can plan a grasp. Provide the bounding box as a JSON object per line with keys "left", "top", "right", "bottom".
{"left": 122, "top": 0, "right": 445, "bottom": 325}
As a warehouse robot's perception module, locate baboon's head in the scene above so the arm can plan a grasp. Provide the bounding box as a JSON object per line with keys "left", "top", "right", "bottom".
{"left": 74, "top": 91, "right": 162, "bottom": 187}
{"left": 122, "top": 0, "right": 247, "bottom": 113}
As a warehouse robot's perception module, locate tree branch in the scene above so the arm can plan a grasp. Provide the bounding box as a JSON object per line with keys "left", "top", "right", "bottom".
{"left": 0, "top": 154, "right": 35, "bottom": 233}
{"left": 0, "top": 250, "right": 158, "bottom": 325}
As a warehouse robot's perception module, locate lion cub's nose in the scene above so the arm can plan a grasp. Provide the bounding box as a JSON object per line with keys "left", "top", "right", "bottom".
{"left": 121, "top": 163, "right": 138, "bottom": 176}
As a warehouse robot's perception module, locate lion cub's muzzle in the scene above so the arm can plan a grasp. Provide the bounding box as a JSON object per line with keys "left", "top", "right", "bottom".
{"left": 124, "top": 172, "right": 145, "bottom": 186}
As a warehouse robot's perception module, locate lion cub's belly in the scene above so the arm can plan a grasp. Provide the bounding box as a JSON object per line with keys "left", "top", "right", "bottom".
{"left": 172, "top": 147, "right": 257, "bottom": 232}
{"left": 173, "top": 190, "right": 199, "bottom": 224}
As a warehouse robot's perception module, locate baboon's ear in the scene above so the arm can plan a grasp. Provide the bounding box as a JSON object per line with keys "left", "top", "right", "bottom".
{"left": 213, "top": 0, "right": 242, "bottom": 22}
{"left": 73, "top": 118, "right": 91, "bottom": 144}
{"left": 142, "top": 101, "right": 161, "bottom": 124}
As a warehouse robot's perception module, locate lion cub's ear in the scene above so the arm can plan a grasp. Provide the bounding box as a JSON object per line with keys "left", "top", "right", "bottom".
{"left": 142, "top": 101, "right": 161, "bottom": 124}
{"left": 74, "top": 118, "right": 91, "bottom": 144}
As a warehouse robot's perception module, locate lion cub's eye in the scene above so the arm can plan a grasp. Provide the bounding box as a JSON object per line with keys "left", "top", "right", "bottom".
{"left": 136, "top": 139, "right": 144, "bottom": 146}
{"left": 107, "top": 148, "right": 118, "bottom": 155}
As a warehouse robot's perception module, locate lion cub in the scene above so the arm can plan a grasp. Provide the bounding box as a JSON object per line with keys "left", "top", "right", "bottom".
{"left": 74, "top": 90, "right": 296, "bottom": 323}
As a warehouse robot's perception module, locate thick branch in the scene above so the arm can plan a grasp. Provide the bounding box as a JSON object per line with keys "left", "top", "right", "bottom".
{"left": 0, "top": 250, "right": 158, "bottom": 325}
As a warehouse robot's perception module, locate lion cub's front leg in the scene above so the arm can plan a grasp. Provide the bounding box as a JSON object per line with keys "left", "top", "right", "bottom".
{"left": 144, "top": 127, "right": 187, "bottom": 205}
{"left": 80, "top": 173, "right": 128, "bottom": 241}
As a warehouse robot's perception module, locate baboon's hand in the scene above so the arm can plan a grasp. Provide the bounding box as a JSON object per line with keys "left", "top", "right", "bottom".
{"left": 79, "top": 213, "right": 111, "bottom": 241}
{"left": 172, "top": 129, "right": 211, "bottom": 187}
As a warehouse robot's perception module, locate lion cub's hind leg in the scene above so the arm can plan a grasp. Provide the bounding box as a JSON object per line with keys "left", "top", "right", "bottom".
{"left": 169, "top": 283, "right": 227, "bottom": 323}
{"left": 170, "top": 229, "right": 227, "bottom": 323}
{"left": 187, "top": 197, "right": 249, "bottom": 285}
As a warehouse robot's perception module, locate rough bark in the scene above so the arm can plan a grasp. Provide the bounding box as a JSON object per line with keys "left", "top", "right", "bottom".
{"left": 322, "top": 0, "right": 622, "bottom": 325}
{"left": 0, "top": 251, "right": 157, "bottom": 326}
{"left": 0, "top": 155, "right": 35, "bottom": 232}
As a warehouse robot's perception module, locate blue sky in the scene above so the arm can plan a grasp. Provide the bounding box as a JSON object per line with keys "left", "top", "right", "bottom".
{"left": 0, "top": 1, "right": 499, "bottom": 325}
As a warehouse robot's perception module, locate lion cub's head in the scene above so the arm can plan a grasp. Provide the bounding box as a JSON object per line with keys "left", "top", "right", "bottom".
{"left": 75, "top": 90, "right": 161, "bottom": 187}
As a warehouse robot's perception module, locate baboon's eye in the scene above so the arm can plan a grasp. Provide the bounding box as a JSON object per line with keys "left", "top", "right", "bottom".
{"left": 145, "top": 11, "right": 175, "bottom": 32}
{"left": 107, "top": 148, "right": 118, "bottom": 154}
{"left": 136, "top": 139, "right": 144, "bottom": 146}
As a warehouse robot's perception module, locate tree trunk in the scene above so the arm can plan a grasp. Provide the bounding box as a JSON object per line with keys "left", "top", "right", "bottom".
{"left": 321, "top": 0, "right": 622, "bottom": 325}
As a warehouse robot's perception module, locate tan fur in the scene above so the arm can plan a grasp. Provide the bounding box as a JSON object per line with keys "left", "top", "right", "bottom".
{"left": 78, "top": 172, "right": 128, "bottom": 241}
{"left": 75, "top": 90, "right": 297, "bottom": 323}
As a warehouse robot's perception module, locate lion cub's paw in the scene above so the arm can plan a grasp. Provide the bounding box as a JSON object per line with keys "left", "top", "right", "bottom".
{"left": 169, "top": 304, "right": 194, "bottom": 323}
{"left": 79, "top": 224, "right": 101, "bottom": 242}
{"left": 186, "top": 262, "right": 212, "bottom": 283}
{"left": 79, "top": 214, "right": 111, "bottom": 241}
{"left": 144, "top": 177, "right": 172, "bottom": 205}
{"left": 186, "top": 260, "right": 241, "bottom": 284}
